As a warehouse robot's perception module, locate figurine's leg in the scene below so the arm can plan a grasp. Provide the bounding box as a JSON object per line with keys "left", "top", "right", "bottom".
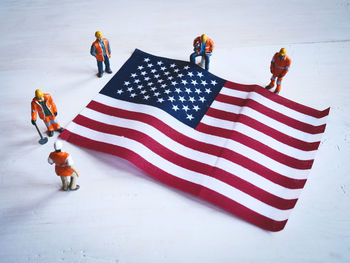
{"left": 96, "top": 60, "right": 103, "bottom": 77}
{"left": 44, "top": 117, "right": 54, "bottom": 137}
{"left": 60, "top": 176, "right": 69, "bottom": 191}
{"left": 266, "top": 75, "right": 276, "bottom": 89}
{"left": 204, "top": 54, "right": 210, "bottom": 70}
{"left": 104, "top": 56, "right": 112, "bottom": 73}
{"left": 275, "top": 77, "right": 283, "bottom": 94}
{"left": 190, "top": 52, "right": 199, "bottom": 64}
{"left": 69, "top": 172, "right": 78, "bottom": 190}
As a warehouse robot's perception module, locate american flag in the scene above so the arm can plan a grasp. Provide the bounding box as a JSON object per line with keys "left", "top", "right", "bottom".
{"left": 60, "top": 49, "right": 329, "bottom": 231}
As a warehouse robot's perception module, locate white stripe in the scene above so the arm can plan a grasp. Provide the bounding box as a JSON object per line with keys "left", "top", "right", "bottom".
{"left": 80, "top": 107, "right": 303, "bottom": 199}
{"left": 221, "top": 87, "right": 328, "bottom": 125}
{"left": 66, "top": 121, "right": 292, "bottom": 221}
{"left": 211, "top": 100, "right": 324, "bottom": 143}
{"left": 201, "top": 114, "right": 317, "bottom": 160}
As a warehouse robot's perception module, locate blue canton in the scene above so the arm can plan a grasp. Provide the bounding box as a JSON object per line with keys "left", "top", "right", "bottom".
{"left": 100, "top": 49, "right": 225, "bottom": 128}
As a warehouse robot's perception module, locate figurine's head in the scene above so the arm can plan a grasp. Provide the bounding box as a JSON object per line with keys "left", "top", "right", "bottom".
{"left": 279, "top": 48, "right": 287, "bottom": 57}
{"left": 54, "top": 141, "right": 63, "bottom": 152}
{"left": 35, "top": 89, "right": 44, "bottom": 100}
{"left": 95, "top": 31, "right": 103, "bottom": 39}
{"left": 200, "top": 34, "right": 207, "bottom": 43}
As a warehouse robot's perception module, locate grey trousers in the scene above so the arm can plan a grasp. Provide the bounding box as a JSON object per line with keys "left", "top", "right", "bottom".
{"left": 60, "top": 172, "right": 78, "bottom": 191}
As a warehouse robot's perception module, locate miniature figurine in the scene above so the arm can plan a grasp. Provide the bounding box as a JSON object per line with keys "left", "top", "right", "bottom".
{"left": 31, "top": 89, "right": 64, "bottom": 137}
{"left": 90, "top": 31, "right": 112, "bottom": 78}
{"left": 48, "top": 141, "right": 80, "bottom": 191}
{"left": 190, "top": 34, "right": 214, "bottom": 70}
{"left": 265, "top": 48, "right": 291, "bottom": 94}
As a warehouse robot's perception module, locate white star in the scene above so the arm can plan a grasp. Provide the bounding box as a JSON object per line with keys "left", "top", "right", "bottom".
{"left": 127, "top": 87, "right": 134, "bottom": 92}
{"left": 168, "top": 96, "right": 175, "bottom": 102}
{"left": 174, "top": 68, "right": 179, "bottom": 73}
{"left": 130, "top": 93, "right": 137, "bottom": 98}
{"left": 144, "top": 77, "right": 150, "bottom": 81}
{"left": 205, "top": 88, "right": 212, "bottom": 94}
{"left": 193, "top": 105, "right": 200, "bottom": 111}
{"left": 181, "top": 80, "right": 188, "bottom": 85}
{"left": 199, "top": 97, "right": 206, "bottom": 102}
{"left": 177, "top": 73, "right": 184, "bottom": 78}
{"left": 137, "top": 85, "right": 143, "bottom": 89}
{"left": 134, "top": 79, "right": 140, "bottom": 84}
{"left": 172, "top": 105, "right": 179, "bottom": 111}
{"left": 164, "top": 89, "right": 171, "bottom": 94}
{"left": 185, "top": 88, "right": 192, "bottom": 94}
{"left": 154, "top": 74, "right": 160, "bottom": 79}
{"left": 157, "top": 98, "right": 164, "bottom": 103}
{"left": 144, "top": 58, "right": 150, "bottom": 62}
{"left": 186, "top": 114, "right": 194, "bottom": 120}
{"left": 143, "top": 95, "right": 150, "bottom": 100}
{"left": 160, "top": 66, "right": 166, "bottom": 71}
{"left": 167, "top": 76, "right": 173, "bottom": 80}
{"left": 151, "top": 69, "right": 157, "bottom": 73}
{"left": 161, "top": 84, "right": 167, "bottom": 88}
{"left": 124, "top": 81, "right": 130, "bottom": 86}
{"left": 187, "top": 72, "right": 194, "bottom": 77}
{"left": 184, "top": 65, "right": 190, "bottom": 70}
{"left": 211, "top": 80, "right": 217, "bottom": 85}
{"left": 157, "top": 61, "right": 163, "bottom": 65}
{"left": 182, "top": 105, "right": 189, "bottom": 112}
{"left": 131, "top": 73, "right": 137, "bottom": 78}
{"left": 170, "top": 63, "right": 176, "bottom": 68}
{"left": 189, "top": 96, "right": 195, "bottom": 103}
{"left": 147, "top": 63, "right": 153, "bottom": 68}
{"left": 147, "top": 82, "right": 153, "bottom": 86}
{"left": 191, "top": 80, "right": 198, "bottom": 85}
{"left": 164, "top": 71, "right": 170, "bottom": 76}
{"left": 201, "top": 80, "right": 207, "bottom": 86}
{"left": 195, "top": 88, "right": 201, "bottom": 94}
{"left": 171, "top": 81, "right": 177, "bottom": 86}
{"left": 197, "top": 72, "right": 204, "bottom": 78}
{"left": 175, "top": 88, "right": 182, "bottom": 93}
{"left": 141, "top": 71, "right": 147, "bottom": 76}
{"left": 154, "top": 92, "right": 160, "bottom": 97}
{"left": 157, "top": 79, "right": 164, "bottom": 83}
{"left": 141, "top": 90, "right": 147, "bottom": 94}
{"left": 117, "top": 89, "right": 123, "bottom": 94}
{"left": 137, "top": 65, "right": 144, "bottom": 70}
{"left": 179, "top": 96, "right": 185, "bottom": 102}
{"left": 150, "top": 86, "right": 157, "bottom": 91}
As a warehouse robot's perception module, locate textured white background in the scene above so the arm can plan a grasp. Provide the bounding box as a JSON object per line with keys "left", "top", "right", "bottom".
{"left": 0, "top": 0, "right": 349, "bottom": 262}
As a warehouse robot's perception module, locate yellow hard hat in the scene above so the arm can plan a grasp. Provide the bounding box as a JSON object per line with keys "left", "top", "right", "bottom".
{"left": 279, "top": 48, "right": 287, "bottom": 56}
{"left": 35, "top": 89, "right": 43, "bottom": 99}
{"left": 95, "top": 31, "right": 103, "bottom": 38}
{"left": 200, "top": 34, "right": 207, "bottom": 42}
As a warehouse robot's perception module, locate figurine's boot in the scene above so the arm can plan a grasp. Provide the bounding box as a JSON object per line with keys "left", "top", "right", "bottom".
{"left": 266, "top": 79, "right": 275, "bottom": 90}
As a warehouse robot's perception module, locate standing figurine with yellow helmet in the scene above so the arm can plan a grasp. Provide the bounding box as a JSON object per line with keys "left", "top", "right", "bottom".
{"left": 31, "top": 89, "right": 63, "bottom": 137}
{"left": 90, "top": 31, "right": 112, "bottom": 78}
{"left": 190, "top": 34, "right": 214, "bottom": 71}
{"left": 265, "top": 48, "right": 292, "bottom": 94}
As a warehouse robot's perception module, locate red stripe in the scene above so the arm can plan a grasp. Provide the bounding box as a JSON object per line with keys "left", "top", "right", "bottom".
{"left": 216, "top": 94, "right": 327, "bottom": 134}
{"left": 206, "top": 107, "right": 321, "bottom": 151}
{"left": 87, "top": 100, "right": 306, "bottom": 189}
{"left": 59, "top": 129, "right": 288, "bottom": 231}
{"left": 223, "top": 81, "right": 330, "bottom": 119}
{"left": 72, "top": 114, "right": 298, "bottom": 210}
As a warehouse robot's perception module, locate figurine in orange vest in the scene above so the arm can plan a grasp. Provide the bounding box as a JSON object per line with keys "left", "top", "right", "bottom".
{"left": 190, "top": 34, "right": 214, "bottom": 70}
{"left": 48, "top": 141, "right": 80, "bottom": 191}
{"left": 31, "top": 89, "right": 63, "bottom": 137}
{"left": 90, "top": 31, "right": 112, "bottom": 78}
{"left": 266, "top": 48, "right": 291, "bottom": 94}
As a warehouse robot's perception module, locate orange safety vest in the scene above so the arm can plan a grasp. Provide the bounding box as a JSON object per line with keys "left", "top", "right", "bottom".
{"left": 49, "top": 151, "right": 74, "bottom": 177}
{"left": 193, "top": 36, "right": 214, "bottom": 54}
{"left": 270, "top": 53, "right": 291, "bottom": 77}
{"left": 92, "top": 38, "right": 111, "bottom": 61}
{"left": 31, "top": 93, "right": 57, "bottom": 121}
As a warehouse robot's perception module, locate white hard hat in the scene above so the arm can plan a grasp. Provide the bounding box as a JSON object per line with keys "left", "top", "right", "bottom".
{"left": 54, "top": 141, "right": 63, "bottom": 151}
